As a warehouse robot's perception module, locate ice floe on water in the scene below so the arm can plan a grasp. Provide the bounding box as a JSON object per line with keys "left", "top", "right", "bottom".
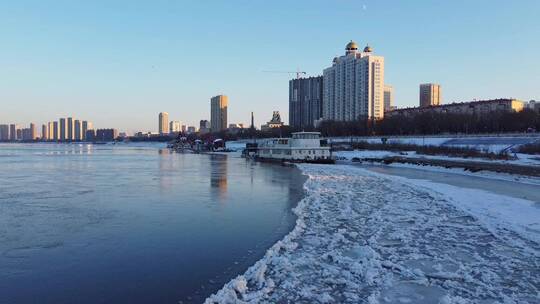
{"left": 205, "top": 164, "right": 540, "bottom": 303}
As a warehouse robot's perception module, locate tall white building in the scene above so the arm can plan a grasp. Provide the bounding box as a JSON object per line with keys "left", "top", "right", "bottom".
{"left": 323, "top": 41, "right": 385, "bottom": 121}
{"left": 159, "top": 112, "right": 169, "bottom": 134}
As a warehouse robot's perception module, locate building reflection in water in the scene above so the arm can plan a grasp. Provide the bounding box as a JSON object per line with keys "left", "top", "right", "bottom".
{"left": 158, "top": 148, "right": 174, "bottom": 191}
{"left": 209, "top": 154, "right": 228, "bottom": 201}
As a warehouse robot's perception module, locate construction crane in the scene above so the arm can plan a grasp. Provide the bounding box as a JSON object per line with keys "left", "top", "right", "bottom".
{"left": 262, "top": 69, "right": 307, "bottom": 79}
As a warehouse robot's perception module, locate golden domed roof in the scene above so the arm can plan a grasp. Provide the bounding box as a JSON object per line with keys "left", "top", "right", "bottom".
{"left": 363, "top": 45, "right": 373, "bottom": 52}
{"left": 345, "top": 40, "right": 359, "bottom": 51}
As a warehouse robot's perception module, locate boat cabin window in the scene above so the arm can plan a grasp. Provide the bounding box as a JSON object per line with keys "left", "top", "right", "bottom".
{"left": 292, "top": 133, "right": 321, "bottom": 139}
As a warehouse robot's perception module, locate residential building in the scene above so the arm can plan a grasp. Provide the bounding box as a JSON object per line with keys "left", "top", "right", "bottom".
{"left": 42, "top": 124, "right": 48, "bottom": 140}
{"left": 48, "top": 122, "right": 55, "bottom": 140}
{"left": 387, "top": 98, "right": 524, "bottom": 118}
{"left": 384, "top": 85, "right": 394, "bottom": 112}
{"left": 323, "top": 41, "right": 385, "bottom": 121}
{"left": 159, "top": 112, "right": 169, "bottom": 134}
{"left": 82, "top": 121, "right": 92, "bottom": 140}
{"left": 53, "top": 121, "right": 59, "bottom": 141}
{"left": 187, "top": 126, "right": 196, "bottom": 133}
{"left": 59, "top": 118, "right": 67, "bottom": 141}
{"left": 289, "top": 76, "right": 323, "bottom": 129}
{"left": 30, "top": 123, "right": 36, "bottom": 140}
{"left": 74, "top": 120, "right": 82, "bottom": 141}
{"left": 420, "top": 83, "right": 441, "bottom": 107}
{"left": 169, "top": 121, "right": 182, "bottom": 134}
{"left": 210, "top": 95, "right": 228, "bottom": 132}
{"left": 67, "top": 117, "right": 74, "bottom": 140}
{"left": 9, "top": 124, "right": 17, "bottom": 140}
{"left": 96, "top": 129, "right": 118, "bottom": 142}
{"left": 0, "top": 125, "right": 9, "bottom": 141}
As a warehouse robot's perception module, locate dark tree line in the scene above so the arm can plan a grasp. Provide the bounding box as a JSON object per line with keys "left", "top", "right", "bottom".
{"left": 318, "top": 109, "right": 540, "bottom": 137}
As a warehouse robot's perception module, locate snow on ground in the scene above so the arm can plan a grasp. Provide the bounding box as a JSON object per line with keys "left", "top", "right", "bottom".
{"left": 334, "top": 150, "right": 540, "bottom": 167}
{"left": 205, "top": 165, "right": 540, "bottom": 303}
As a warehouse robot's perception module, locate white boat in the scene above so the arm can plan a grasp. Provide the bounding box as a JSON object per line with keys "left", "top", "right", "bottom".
{"left": 253, "top": 132, "right": 334, "bottom": 163}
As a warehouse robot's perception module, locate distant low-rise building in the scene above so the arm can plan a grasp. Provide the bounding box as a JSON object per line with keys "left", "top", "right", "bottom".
{"left": 261, "top": 111, "right": 285, "bottom": 131}
{"left": 95, "top": 129, "right": 118, "bottom": 142}
{"left": 85, "top": 129, "right": 96, "bottom": 141}
{"left": 528, "top": 100, "right": 539, "bottom": 113}
{"left": 199, "top": 120, "right": 211, "bottom": 134}
{"left": 387, "top": 98, "right": 524, "bottom": 118}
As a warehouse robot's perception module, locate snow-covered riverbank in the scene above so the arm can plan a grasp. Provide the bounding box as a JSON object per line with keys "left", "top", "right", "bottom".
{"left": 205, "top": 164, "right": 540, "bottom": 303}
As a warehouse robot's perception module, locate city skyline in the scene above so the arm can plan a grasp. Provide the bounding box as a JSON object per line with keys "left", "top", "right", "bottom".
{"left": 1, "top": 1, "right": 539, "bottom": 132}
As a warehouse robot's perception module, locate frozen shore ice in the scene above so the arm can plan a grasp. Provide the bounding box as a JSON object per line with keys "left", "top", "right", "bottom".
{"left": 205, "top": 164, "right": 540, "bottom": 303}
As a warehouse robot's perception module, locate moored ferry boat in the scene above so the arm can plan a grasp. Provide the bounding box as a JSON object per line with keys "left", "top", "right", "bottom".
{"left": 249, "top": 132, "right": 334, "bottom": 164}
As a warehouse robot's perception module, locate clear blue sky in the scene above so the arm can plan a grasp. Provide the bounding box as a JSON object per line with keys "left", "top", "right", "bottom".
{"left": 1, "top": 0, "right": 539, "bottom": 133}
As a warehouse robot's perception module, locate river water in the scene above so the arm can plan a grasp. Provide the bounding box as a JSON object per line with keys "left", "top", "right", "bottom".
{"left": 0, "top": 143, "right": 305, "bottom": 303}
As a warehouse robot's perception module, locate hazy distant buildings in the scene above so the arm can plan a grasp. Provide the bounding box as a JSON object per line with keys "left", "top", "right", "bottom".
{"left": 67, "top": 117, "right": 74, "bottom": 140}
{"left": 30, "top": 123, "right": 36, "bottom": 140}
{"left": 42, "top": 124, "right": 48, "bottom": 140}
{"left": 420, "top": 83, "right": 441, "bottom": 107}
{"left": 169, "top": 121, "right": 182, "bottom": 134}
{"left": 9, "top": 124, "right": 17, "bottom": 140}
{"left": 0, "top": 125, "right": 9, "bottom": 141}
{"left": 85, "top": 129, "right": 96, "bottom": 141}
{"left": 187, "top": 126, "right": 196, "bottom": 133}
{"left": 82, "top": 121, "right": 92, "bottom": 140}
{"left": 74, "top": 120, "right": 82, "bottom": 141}
{"left": 527, "top": 100, "right": 539, "bottom": 113}
{"left": 384, "top": 85, "right": 394, "bottom": 112}
{"left": 48, "top": 122, "right": 55, "bottom": 140}
{"left": 289, "top": 76, "right": 323, "bottom": 129}
{"left": 53, "top": 121, "right": 59, "bottom": 141}
{"left": 159, "top": 112, "right": 169, "bottom": 134}
{"left": 199, "top": 120, "right": 210, "bottom": 134}
{"left": 323, "top": 41, "right": 385, "bottom": 121}
{"left": 59, "top": 118, "right": 67, "bottom": 141}
{"left": 211, "top": 95, "right": 228, "bottom": 132}
{"left": 96, "top": 129, "right": 118, "bottom": 142}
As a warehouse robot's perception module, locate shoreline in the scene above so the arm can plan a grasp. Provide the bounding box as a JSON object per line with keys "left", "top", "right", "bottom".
{"left": 204, "top": 164, "right": 540, "bottom": 303}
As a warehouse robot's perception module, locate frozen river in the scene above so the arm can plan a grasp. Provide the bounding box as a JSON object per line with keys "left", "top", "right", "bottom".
{"left": 0, "top": 143, "right": 305, "bottom": 303}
